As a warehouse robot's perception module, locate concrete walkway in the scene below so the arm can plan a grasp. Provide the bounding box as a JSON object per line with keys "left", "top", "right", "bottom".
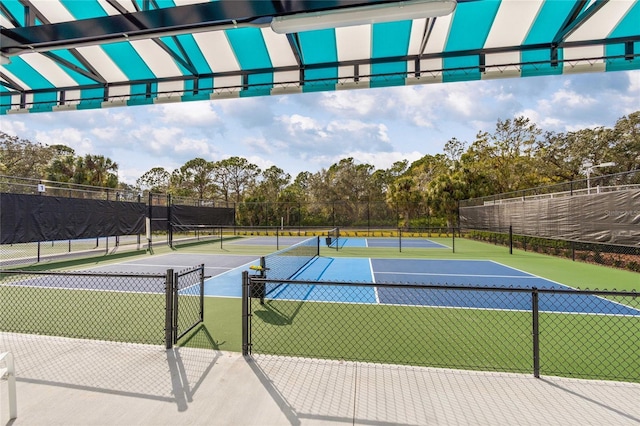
{"left": 1, "top": 333, "right": 639, "bottom": 425}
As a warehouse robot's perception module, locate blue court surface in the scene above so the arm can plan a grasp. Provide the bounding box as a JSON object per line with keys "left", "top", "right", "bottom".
{"left": 335, "top": 237, "right": 449, "bottom": 249}
{"left": 7, "top": 253, "right": 636, "bottom": 316}
{"left": 205, "top": 257, "right": 640, "bottom": 316}
{"left": 226, "top": 236, "right": 311, "bottom": 246}
{"left": 225, "top": 236, "right": 448, "bottom": 249}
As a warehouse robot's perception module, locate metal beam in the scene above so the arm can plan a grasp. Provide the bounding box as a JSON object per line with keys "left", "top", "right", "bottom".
{"left": 41, "top": 51, "right": 107, "bottom": 84}
{"left": 418, "top": 17, "right": 436, "bottom": 57}
{"left": 0, "top": 2, "right": 21, "bottom": 28}
{"left": 0, "top": 72, "right": 24, "bottom": 91}
{"left": 286, "top": 33, "right": 304, "bottom": 68}
{"left": 105, "top": 0, "right": 199, "bottom": 76}
{"left": 5, "top": 43, "right": 638, "bottom": 105}
{"left": 553, "top": 0, "right": 609, "bottom": 45}
{"left": 1, "top": 0, "right": 392, "bottom": 56}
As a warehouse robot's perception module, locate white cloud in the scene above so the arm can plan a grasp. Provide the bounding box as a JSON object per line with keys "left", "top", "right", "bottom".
{"left": 173, "top": 137, "right": 219, "bottom": 160}
{"left": 347, "top": 150, "right": 424, "bottom": 170}
{"left": 90, "top": 127, "right": 120, "bottom": 141}
{"left": 0, "top": 120, "right": 28, "bottom": 136}
{"left": 243, "top": 136, "right": 283, "bottom": 155}
{"left": 279, "top": 114, "right": 326, "bottom": 138}
{"left": 319, "top": 91, "right": 380, "bottom": 116}
{"left": 34, "top": 128, "right": 93, "bottom": 155}
{"left": 107, "top": 111, "right": 135, "bottom": 126}
{"left": 326, "top": 120, "right": 390, "bottom": 143}
{"left": 629, "top": 71, "right": 640, "bottom": 93}
{"left": 246, "top": 155, "right": 274, "bottom": 172}
{"left": 550, "top": 89, "right": 596, "bottom": 109}
{"left": 219, "top": 97, "right": 274, "bottom": 128}
{"left": 130, "top": 126, "right": 183, "bottom": 155}
{"left": 158, "top": 102, "right": 221, "bottom": 126}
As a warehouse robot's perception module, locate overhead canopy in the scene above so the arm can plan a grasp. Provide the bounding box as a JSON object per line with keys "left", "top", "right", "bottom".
{"left": 1, "top": 0, "right": 639, "bottom": 115}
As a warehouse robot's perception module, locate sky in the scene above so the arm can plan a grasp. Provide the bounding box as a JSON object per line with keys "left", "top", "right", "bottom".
{"left": 1, "top": 70, "right": 639, "bottom": 186}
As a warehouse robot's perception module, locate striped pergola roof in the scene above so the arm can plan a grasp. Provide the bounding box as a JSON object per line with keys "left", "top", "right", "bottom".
{"left": 1, "top": 0, "right": 639, "bottom": 115}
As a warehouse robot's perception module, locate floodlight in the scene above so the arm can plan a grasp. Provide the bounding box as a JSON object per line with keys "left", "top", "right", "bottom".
{"left": 270, "top": 0, "right": 457, "bottom": 34}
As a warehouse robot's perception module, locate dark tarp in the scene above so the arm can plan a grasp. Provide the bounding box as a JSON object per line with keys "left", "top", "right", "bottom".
{"left": 0, "top": 192, "right": 145, "bottom": 244}
{"left": 459, "top": 190, "right": 640, "bottom": 246}
{"left": 170, "top": 204, "right": 235, "bottom": 227}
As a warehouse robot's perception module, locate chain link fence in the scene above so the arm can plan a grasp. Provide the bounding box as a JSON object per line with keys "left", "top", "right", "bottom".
{"left": 460, "top": 170, "right": 640, "bottom": 206}
{"left": 465, "top": 228, "right": 640, "bottom": 272}
{"left": 0, "top": 176, "right": 235, "bottom": 266}
{"left": 0, "top": 266, "right": 204, "bottom": 348}
{"left": 173, "top": 265, "right": 205, "bottom": 344}
{"left": 242, "top": 277, "right": 640, "bottom": 383}
{"left": 460, "top": 170, "right": 640, "bottom": 271}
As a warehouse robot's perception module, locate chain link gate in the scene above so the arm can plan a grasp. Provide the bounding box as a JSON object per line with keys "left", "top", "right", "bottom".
{"left": 170, "top": 264, "right": 205, "bottom": 346}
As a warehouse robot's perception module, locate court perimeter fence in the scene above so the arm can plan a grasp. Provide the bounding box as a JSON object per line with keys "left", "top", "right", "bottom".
{"left": 0, "top": 265, "right": 204, "bottom": 349}
{"left": 459, "top": 170, "right": 640, "bottom": 272}
{"left": 242, "top": 275, "right": 640, "bottom": 383}
{"left": 1, "top": 174, "right": 452, "bottom": 266}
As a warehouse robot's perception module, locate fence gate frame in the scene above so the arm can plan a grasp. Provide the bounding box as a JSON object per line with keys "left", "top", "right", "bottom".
{"left": 165, "top": 264, "right": 205, "bottom": 348}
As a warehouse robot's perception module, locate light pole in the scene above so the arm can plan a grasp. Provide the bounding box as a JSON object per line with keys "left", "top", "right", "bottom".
{"left": 583, "top": 161, "right": 615, "bottom": 194}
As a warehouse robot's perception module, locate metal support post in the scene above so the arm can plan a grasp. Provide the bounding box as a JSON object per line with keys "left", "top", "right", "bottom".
{"left": 532, "top": 288, "right": 540, "bottom": 378}
{"left": 165, "top": 269, "right": 174, "bottom": 349}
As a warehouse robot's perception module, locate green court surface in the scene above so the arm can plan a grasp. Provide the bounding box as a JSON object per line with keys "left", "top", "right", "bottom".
{"left": 7, "top": 236, "right": 638, "bottom": 292}
{"left": 3, "top": 236, "right": 638, "bottom": 382}
{"left": 176, "top": 236, "right": 639, "bottom": 382}
{"left": 178, "top": 293, "right": 639, "bottom": 383}
{"left": 0, "top": 285, "right": 165, "bottom": 345}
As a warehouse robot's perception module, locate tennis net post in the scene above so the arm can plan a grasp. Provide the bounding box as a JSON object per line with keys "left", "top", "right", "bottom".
{"left": 252, "top": 236, "right": 320, "bottom": 303}
{"left": 326, "top": 227, "right": 339, "bottom": 251}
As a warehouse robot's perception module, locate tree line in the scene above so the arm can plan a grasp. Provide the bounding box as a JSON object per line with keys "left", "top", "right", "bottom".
{"left": 1, "top": 111, "right": 638, "bottom": 227}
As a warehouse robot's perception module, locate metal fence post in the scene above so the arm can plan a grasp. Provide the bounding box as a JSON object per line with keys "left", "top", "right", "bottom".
{"left": 242, "top": 271, "right": 249, "bottom": 356}
{"left": 167, "top": 194, "right": 172, "bottom": 247}
{"left": 452, "top": 228, "right": 455, "bottom": 254}
{"left": 148, "top": 192, "right": 153, "bottom": 249}
{"left": 509, "top": 225, "right": 513, "bottom": 255}
{"left": 200, "top": 263, "right": 205, "bottom": 322}
{"left": 165, "top": 269, "right": 174, "bottom": 349}
{"left": 532, "top": 287, "right": 540, "bottom": 378}
{"left": 173, "top": 270, "right": 179, "bottom": 344}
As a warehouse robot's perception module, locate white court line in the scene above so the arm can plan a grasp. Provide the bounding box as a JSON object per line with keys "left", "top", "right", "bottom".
{"left": 489, "top": 260, "right": 640, "bottom": 314}
{"left": 374, "top": 271, "right": 537, "bottom": 279}
{"left": 204, "top": 259, "right": 259, "bottom": 280}
{"left": 369, "top": 258, "right": 379, "bottom": 304}
{"left": 488, "top": 260, "right": 569, "bottom": 285}
{"left": 104, "top": 263, "right": 231, "bottom": 270}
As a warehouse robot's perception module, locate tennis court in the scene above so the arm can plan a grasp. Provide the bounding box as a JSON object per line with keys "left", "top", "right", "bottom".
{"left": 207, "top": 256, "right": 640, "bottom": 316}
{"left": 226, "top": 235, "right": 448, "bottom": 249}
{"left": 4, "top": 246, "right": 636, "bottom": 317}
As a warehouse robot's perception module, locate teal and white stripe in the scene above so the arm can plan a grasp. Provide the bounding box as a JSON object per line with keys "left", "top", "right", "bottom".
{"left": 1, "top": 0, "right": 638, "bottom": 114}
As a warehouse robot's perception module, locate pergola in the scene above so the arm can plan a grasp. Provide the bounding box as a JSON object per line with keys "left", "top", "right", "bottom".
{"left": 1, "top": 0, "right": 639, "bottom": 115}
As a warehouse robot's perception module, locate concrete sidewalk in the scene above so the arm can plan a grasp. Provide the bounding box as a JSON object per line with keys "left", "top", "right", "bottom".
{"left": 1, "top": 333, "right": 639, "bottom": 425}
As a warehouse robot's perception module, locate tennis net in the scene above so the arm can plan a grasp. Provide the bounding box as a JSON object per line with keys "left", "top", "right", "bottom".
{"left": 326, "top": 227, "right": 339, "bottom": 250}
{"left": 169, "top": 224, "right": 221, "bottom": 246}
{"left": 261, "top": 236, "right": 319, "bottom": 297}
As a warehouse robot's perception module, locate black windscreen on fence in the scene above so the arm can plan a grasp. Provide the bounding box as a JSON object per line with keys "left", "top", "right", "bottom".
{"left": 460, "top": 190, "right": 640, "bottom": 246}
{"left": 171, "top": 204, "right": 235, "bottom": 227}
{"left": 0, "top": 193, "right": 146, "bottom": 244}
